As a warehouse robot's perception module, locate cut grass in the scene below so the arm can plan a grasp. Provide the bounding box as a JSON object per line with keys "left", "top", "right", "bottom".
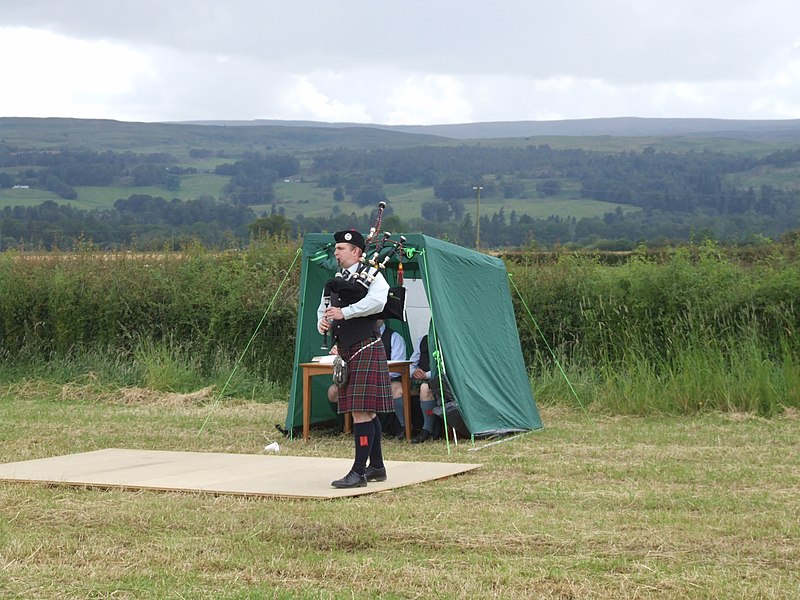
{"left": 1, "top": 382, "right": 798, "bottom": 598}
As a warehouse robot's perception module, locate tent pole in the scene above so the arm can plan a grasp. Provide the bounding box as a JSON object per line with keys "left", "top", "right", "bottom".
{"left": 421, "top": 249, "right": 452, "bottom": 455}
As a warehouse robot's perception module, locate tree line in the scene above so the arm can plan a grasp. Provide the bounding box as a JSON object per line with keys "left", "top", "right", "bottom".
{"left": 2, "top": 142, "right": 800, "bottom": 249}
{"left": 309, "top": 144, "right": 798, "bottom": 216}
{"left": 0, "top": 196, "right": 254, "bottom": 250}
{"left": 0, "top": 148, "right": 186, "bottom": 199}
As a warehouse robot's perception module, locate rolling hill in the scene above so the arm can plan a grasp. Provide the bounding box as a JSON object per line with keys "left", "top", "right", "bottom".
{"left": 176, "top": 116, "right": 800, "bottom": 142}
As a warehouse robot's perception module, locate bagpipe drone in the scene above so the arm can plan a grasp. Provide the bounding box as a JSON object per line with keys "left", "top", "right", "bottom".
{"left": 321, "top": 201, "right": 407, "bottom": 349}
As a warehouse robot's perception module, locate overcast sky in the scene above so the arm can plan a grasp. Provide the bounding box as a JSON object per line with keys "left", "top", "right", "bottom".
{"left": 2, "top": 0, "right": 800, "bottom": 125}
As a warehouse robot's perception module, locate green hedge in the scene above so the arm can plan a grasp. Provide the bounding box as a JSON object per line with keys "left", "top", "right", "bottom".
{"left": 2, "top": 239, "right": 799, "bottom": 412}
{"left": 509, "top": 243, "right": 800, "bottom": 368}
{"left": 508, "top": 242, "right": 800, "bottom": 414}
{"left": 0, "top": 239, "right": 300, "bottom": 385}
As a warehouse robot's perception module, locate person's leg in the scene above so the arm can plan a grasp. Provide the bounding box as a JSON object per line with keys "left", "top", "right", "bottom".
{"left": 327, "top": 384, "right": 344, "bottom": 433}
{"left": 390, "top": 380, "right": 405, "bottom": 437}
{"left": 368, "top": 415, "right": 384, "bottom": 469}
{"left": 332, "top": 410, "right": 375, "bottom": 488}
{"left": 365, "top": 415, "right": 388, "bottom": 481}
{"left": 412, "top": 382, "right": 436, "bottom": 444}
{"left": 350, "top": 410, "right": 375, "bottom": 473}
{"left": 327, "top": 384, "right": 338, "bottom": 405}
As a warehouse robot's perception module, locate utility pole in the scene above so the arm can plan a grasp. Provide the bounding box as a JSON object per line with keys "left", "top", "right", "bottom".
{"left": 472, "top": 184, "right": 483, "bottom": 250}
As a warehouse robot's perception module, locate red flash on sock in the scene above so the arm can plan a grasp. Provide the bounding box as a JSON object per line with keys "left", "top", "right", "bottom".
{"left": 359, "top": 435, "right": 370, "bottom": 447}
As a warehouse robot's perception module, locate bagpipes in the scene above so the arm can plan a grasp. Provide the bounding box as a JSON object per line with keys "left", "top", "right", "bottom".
{"left": 322, "top": 202, "right": 407, "bottom": 348}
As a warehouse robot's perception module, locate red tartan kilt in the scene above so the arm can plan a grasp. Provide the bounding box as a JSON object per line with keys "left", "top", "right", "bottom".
{"left": 338, "top": 337, "right": 393, "bottom": 414}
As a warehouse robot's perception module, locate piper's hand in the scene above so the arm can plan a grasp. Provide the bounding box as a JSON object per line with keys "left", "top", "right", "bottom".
{"left": 329, "top": 345, "right": 339, "bottom": 356}
{"left": 324, "top": 307, "right": 344, "bottom": 321}
{"left": 319, "top": 318, "right": 331, "bottom": 333}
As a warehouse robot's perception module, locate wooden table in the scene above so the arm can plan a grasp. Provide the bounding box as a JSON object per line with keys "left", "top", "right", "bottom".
{"left": 298, "top": 360, "right": 412, "bottom": 441}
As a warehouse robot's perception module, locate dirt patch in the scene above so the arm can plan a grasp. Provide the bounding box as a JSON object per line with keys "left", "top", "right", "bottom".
{"left": 779, "top": 406, "right": 799, "bottom": 420}
{"left": 112, "top": 385, "right": 216, "bottom": 405}
{"left": 725, "top": 411, "right": 757, "bottom": 422}
{"left": 56, "top": 381, "right": 217, "bottom": 406}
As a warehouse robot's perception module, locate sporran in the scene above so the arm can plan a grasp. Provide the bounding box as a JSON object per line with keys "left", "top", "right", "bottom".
{"left": 332, "top": 354, "right": 349, "bottom": 387}
{"left": 331, "top": 336, "right": 380, "bottom": 388}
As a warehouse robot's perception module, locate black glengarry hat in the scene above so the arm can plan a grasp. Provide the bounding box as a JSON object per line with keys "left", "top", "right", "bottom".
{"left": 334, "top": 229, "right": 366, "bottom": 251}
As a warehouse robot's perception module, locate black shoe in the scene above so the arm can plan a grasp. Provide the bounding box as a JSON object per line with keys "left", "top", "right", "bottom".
{"left": 364, "top": 465, "right": 387, "bottom": 482}
{"left": 331, "top": 470, "right": 367, "bottom": 488}
{"left": 411, "top": 429, "right": 432, "bottom": 444}
{"left": 395, "top": 432, "right": 406, "bottom": 441}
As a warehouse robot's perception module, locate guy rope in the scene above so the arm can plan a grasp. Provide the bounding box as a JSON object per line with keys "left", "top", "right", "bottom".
{"left": 198, "top": 246, "right": 302, "bottom": 434}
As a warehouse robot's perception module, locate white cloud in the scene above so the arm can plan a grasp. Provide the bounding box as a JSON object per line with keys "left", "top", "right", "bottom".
{"left": 386, "top": 76, "right": 473, "bottom": 125}
{"left": 651, "top": 82, "right": 708, "bottom": 112}
{"left": 0, "top": 26, "right": 155, "bottom": 119}
{"left": 282, "top": 76, "right": 372, "bottom": 123}
{"left": 769, "top": 46, "right": 800, "bottom": 87}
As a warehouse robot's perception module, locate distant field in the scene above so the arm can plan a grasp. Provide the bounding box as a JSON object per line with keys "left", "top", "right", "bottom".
{"left": 725, "top": 164, "right": 800, "bottom": 190}
{"left": 0, "top": 175, "right": 640, "bottom": 222}
{"left": 0, "top": 187, "right": 62, "bottom": 208}
{"left": 265, "top": 180, "right": 641, "bottom": 221}
{"left": 0, "top": 167, "right": 721, "bottom": 223}
{"left": 0, "top": 172, "right": 231, "bottom": 212}
{"left": 173, "top": 172, "right": 229, "bottom": 199}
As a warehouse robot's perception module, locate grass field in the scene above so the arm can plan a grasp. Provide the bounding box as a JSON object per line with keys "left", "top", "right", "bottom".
{"left": 265, "top": 180, "right": 642, "bottom": 222}
{"left": 1, "top": 176, "right": 637, "bottom": 222}
{"left": 1, "top": 381, "right": 797, "bottom": 599}
{"left": 0, "top": 174, "right": 231, "bottom": 212}
{"left": 0, "top": 187, "right": 63, "bottom": 208}
{"left": 725, "top": 164, "right": 800, "bottom": 191}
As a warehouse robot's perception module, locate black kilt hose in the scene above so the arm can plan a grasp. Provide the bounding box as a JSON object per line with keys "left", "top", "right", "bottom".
{"left": 337, "top": 335, "right": 393, "bottom": 414}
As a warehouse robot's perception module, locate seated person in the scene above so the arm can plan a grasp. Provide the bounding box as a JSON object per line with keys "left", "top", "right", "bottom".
{"left": 396, "top": 333, "right": 437, "bottom": 444}
{"left": 327, "top": 319, "right": 406, "bottom": 429}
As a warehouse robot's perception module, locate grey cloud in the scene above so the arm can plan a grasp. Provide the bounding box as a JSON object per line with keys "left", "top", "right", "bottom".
{"left": 3, "top": 0, "right": 798, "bottom": 80}
{"left": 2, "top": 0, "right": 800, "bottom": 122}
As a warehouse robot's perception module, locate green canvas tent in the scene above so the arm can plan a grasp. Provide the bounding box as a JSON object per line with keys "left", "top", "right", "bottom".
{"left": 285, "top": 233, "right": 543, "bottom": 438}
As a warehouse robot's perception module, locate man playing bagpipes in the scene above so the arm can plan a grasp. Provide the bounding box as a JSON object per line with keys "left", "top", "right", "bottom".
{"left": 317, "top": 228, "right": 394, "bottom": 488}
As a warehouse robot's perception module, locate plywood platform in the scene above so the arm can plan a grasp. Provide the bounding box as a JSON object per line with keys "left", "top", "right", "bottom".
{"left": 0, "top": 449, "right": 481, "bottom": 499}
